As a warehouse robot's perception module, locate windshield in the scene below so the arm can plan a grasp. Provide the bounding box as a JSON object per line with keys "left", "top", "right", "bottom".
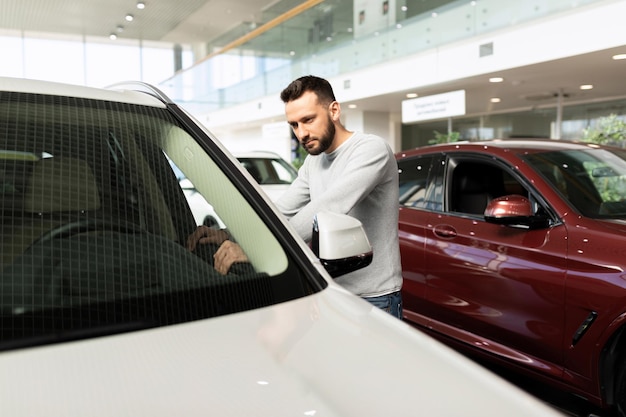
{"left": 524, "top": 147, "right": 626, "bottom": 218}
{"left": 0, "top": 91, "right": 317, "bottom": 350}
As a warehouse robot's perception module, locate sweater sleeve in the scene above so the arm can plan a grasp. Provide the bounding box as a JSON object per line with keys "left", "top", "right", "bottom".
{"left": 286, "top": 135, "right": 392, "bottom": 241}
{"left": 274, "top": 157, "right": 311, "bottom": 218}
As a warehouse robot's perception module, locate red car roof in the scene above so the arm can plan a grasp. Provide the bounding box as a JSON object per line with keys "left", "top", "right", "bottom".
{"left": 396, "top": 139, "right": 603, "bottom": 159}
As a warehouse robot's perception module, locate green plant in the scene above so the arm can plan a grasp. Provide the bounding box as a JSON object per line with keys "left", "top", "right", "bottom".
{"left": 580, "top": 114, "right": 626, "bottom": 202}
{"left": 430, "top": 130, "right": 461, "bottom": 144}
{"left": 582, "top": 114, "right": 626, "bottom": 145}
{"left": 291, "top": 145, "right": 308, "bottom": 170}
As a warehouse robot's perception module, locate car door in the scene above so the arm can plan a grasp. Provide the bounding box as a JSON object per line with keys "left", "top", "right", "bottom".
{"left": 422, "top": 154, "right": 568, "bottom": 372}
{"left": 398, "top": 154, "right": 439, "bottom": 326}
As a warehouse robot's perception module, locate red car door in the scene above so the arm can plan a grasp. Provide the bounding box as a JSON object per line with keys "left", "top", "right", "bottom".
{"left": 397, "top": 154, "right": 440, "bottom": 325}
{"left": 423, "top": 156, "right": 568, "bottom": 377}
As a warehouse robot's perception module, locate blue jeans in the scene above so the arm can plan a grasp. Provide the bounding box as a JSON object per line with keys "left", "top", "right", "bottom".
{"left": 363, "top": 291, "right": 403, "bottom": 319}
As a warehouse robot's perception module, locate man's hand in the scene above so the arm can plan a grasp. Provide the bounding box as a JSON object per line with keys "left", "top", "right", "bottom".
{"left": 186, "top": 225, "right": 249, "bottom": 275}
{"left": 213, "top": 240, "right": 249, "bottom": 275}
{"left": 186, "top": 225, "right": 229, "bottom": 251}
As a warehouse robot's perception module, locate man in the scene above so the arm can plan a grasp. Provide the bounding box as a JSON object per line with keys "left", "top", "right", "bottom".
{"left": 276, "top": 75, "right": 403, "bottom": 318}
{"left": 186, "top": 75, "right": 403, "bottom": 318}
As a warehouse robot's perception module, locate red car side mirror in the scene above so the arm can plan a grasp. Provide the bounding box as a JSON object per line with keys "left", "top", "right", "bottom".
{"left": 484, "top": 194, "right": 532, "bottom": 218}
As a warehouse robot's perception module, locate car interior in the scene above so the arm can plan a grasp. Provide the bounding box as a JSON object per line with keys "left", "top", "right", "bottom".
{"left": 449, "top": 161, "right": 528, "bottom": 215}
{"left": 0, "top": 91, "right": 312, "bottom": 348}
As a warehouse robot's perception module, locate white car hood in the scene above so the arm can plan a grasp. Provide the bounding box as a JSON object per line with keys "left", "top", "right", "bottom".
{"left": 0, "top": 284, "right": 560, "bottom": 417}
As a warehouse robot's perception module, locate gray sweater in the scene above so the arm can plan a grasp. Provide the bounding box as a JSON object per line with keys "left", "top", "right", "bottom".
{"left": 275, "top": 132, "right": 402, "bottom": 297}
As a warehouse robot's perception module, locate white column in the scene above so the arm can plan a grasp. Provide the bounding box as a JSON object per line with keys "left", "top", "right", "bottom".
{"left": 343, "top": 110, "right": 401, "bottom": 152}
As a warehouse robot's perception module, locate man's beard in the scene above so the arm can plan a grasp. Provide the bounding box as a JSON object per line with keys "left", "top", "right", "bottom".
{"left": 303, "top": 117, "right": 335, "bottom": 156}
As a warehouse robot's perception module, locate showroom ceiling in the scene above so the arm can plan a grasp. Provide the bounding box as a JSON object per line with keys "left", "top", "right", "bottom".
{"left": 0, "top": 0, "right": 273, "bottom": 44}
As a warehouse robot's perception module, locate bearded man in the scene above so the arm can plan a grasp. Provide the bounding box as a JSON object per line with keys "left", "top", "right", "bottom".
{"left": 276, "top": 75, "right": 403, "bottom": 318}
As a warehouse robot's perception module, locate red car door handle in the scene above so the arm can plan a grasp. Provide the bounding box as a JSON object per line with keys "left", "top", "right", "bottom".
{"left": 433, "top": 224, "right": 457, "bottom": 238}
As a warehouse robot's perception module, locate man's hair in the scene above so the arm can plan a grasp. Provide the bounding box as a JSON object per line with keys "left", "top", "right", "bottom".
{"left": 280, "top": 75, "right": 336, "bottom": 105}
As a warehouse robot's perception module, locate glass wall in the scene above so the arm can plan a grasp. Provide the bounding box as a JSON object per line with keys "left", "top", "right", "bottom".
{"left": 161, "top": 0, "right": 604, "bottom": 115}
{"left": 0, "top": 30, "right": 189, "bottom": 88}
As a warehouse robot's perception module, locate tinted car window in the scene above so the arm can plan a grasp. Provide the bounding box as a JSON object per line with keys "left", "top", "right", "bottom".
{"left": 398, "top": 155, "right": 443, "bottom": 210}
{"left": 0, "top": 91, "right": 317, "bottom": 350}
{"left": 447, "top": 159, "right": 533, "bottom": 216}
{"left": 449, "top": 161, "right": 504, "bottom": 215}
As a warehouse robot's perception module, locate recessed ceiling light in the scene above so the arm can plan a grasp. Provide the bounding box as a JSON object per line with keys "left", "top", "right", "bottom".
{"left": 613, "top": 53, "right": 626, "bottom": 60}
{"left": 489, "top": 77, "right": 504, "bottom": 83}
{"left": 406, "top": 93, "right": 418, "bottom": 98}
{"left": 125, "top": 14, "right": 134, "bottom": 22}
{"left": 580, "top": 84, "right": 593, "bottom": 90}
{"left": 490, "top": 97, "right": 501, "bottom": 103}
{"left": 116, "top": 25, "right": 124, "bottom": 32}
{"left": 136, "top": 2, "right": 146, "bottom": 9}
{"left": 109, "top": 33, "right": 117, "bottom": 40}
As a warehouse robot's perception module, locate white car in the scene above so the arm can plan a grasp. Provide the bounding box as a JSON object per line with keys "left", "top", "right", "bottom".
{"left": 177, "top": 151, "right": 298, "bottom": 228}
{"left": 0, "top": 77, "right": 562, "bottom": 417}
{"left": 235, "top": 150, "right": 298, "bottom": 201}
{"left": 169, "top": 161, "right": 225, "bottom": 229}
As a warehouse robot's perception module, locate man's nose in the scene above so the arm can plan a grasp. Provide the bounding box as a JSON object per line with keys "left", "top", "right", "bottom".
{"left": 295, "top": 125, "right": 309, "bottom": 139}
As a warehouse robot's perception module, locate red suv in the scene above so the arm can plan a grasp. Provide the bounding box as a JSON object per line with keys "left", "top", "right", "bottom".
{"left": 396, "top": 139, "right": 626, "bottom": 416}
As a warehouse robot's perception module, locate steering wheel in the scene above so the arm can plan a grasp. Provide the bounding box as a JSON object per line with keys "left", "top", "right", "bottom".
{"left": 32, "top": 219, "right": 146, "bottom": 246}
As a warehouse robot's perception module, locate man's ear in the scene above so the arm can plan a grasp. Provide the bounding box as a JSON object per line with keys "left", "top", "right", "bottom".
{"left": 328, "top": 101, "right": 341, "bottom": 122}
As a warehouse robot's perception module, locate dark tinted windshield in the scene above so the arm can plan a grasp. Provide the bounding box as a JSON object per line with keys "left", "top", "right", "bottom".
{"left": 524, "top": 147, "right": 626, "bottom": 218}
{"left": 0, "top": 91, "right": 317, "bottom": 350}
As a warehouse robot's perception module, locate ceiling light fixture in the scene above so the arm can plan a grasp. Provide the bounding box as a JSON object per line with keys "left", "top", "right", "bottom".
{"left": 490, "top": 97, "right": 501, "bottom": 103}
{"left": 580, "top": 84, "right": 593, "bottom": 90}
{"left": 348, "top": 104, "right": 357, "bottom": 109}
{"left": 125, "top": 14, "right": 134, "bottom": 22}
{"left": 489, "top": 77, "right": 504, "bottom": 83}
{"left": 613, "top": 53, "right": 626, "bottom": 60}
{"left": 136, "top": 2, "right": 146, "bottom": 9}
{"left": 109, "top": 33, "right": 117, "bottom": 40}
{"left": 406, "top": 93, "right": 418, "bottom": 98}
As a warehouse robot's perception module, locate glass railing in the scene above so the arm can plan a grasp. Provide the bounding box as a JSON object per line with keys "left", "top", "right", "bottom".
{"left": 160, "top": 0, "right": 603, "bottom": 116}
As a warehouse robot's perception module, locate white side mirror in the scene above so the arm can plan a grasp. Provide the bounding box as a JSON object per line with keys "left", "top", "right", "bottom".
{"left": 311, "top": 211, "right": 373, "bottom": 278}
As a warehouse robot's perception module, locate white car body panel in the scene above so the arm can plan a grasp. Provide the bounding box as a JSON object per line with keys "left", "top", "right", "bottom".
{"left": 0, "top": 283, "right": 561, "bottom": 417}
